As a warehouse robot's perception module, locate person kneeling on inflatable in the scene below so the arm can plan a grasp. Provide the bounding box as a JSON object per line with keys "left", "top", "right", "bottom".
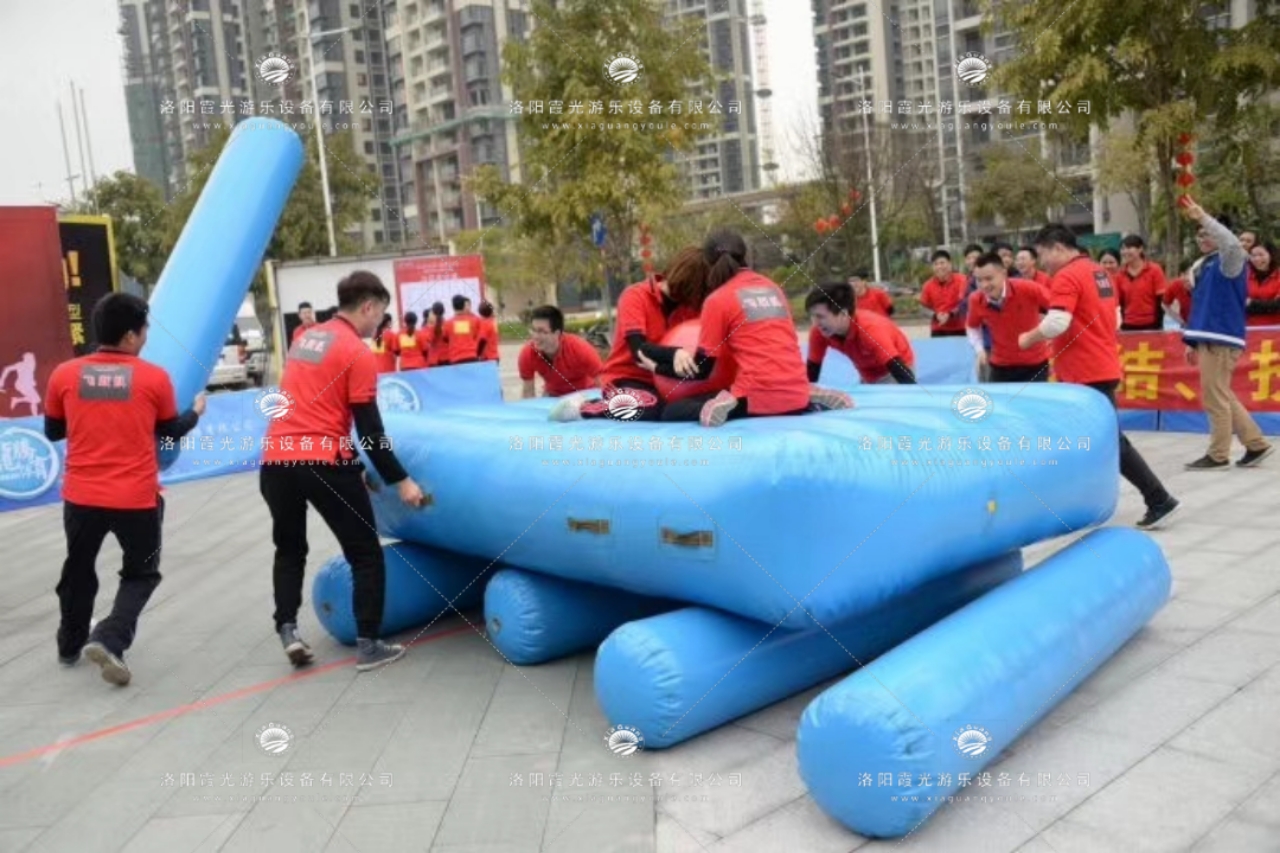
{"left": 550, "top": 247, "right": 708, "bottom": 422}
{"left": 644, "top": 229, "right": 854, "bottom": 427}
{"left": 519, "top": 306, "right": 603, "bottom": 398}
{"left": 805, "top": 282, "right": 917, "bottom": 385}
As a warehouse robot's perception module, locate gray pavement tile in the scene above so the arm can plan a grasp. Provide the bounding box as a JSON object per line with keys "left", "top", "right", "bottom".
{"left": 655, "top": 813, "right": 720, "bottom": 853}
{"left": 273, "top": 701, "right": 410, "bottom": 770}
{"left": 431, "top": 753, "right": 557, "bottom": 849}
{"left": 856, "top": 793, "right": 1038, "bottom": 853}
{"left": 1180, "top": 566, "right": 1280, "bottom": 609}
{"left": 0, "top": 829, "right": 44, "bottom": 853}
{"left": 1070, "top": 673, "right": 1238, "bottom": 754}
{"left": 1144, "top": 599, "right": 1239, "bottom": 647}
{"left": 731, "top": 682, "right": 836, "bottom": 742}
{"left": 708, "top": 796, "right": 865, "bottom": 853}
{"left": 657, "top": 739, "right": 807, "bottom": 839}
{"left": 1036, "top": 818, "right": 1143, "bottom": 853}
{"left": 213, "top": 785, "right": 348, "bottom": 853}
{"left": 1188, "top": 816, "right": 1280, "bottom": 853}
{"left": 1158, "top": 629, "right": 1280, "bottom": 687}
{"left": 1067, "top": 631, "right": 1184, "bottom": 699}
{"left": 1230, "top": 596, "right": 1280, "bottom": 636}
{"left": 1192, "top": 527, "right": 1280, "bottom": 556}
{"left": 1170, "top": 673, "right": 1280, "bottom": 774}
{"left": 469, "top": 660, "right": 578, "bottom": 759}
{"left": 1165, "top": 550, "right": 1249, "bottom": 586}
{"left": 1237, "top": 771, "right": 1280, "bottom": 827}
{"left": 118, "top": 814, "right": 244, "bottom": 853}
{"left": 323, "top": 800, "right": 447, "bottom": 853}
{"left": 540, "top": 791, "right": 655, "bottom": 853}
{"left": 1048, "top": 746, "right": 1274, "bottom": 852}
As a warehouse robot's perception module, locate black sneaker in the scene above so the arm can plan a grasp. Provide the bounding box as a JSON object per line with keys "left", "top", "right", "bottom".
{"left": 356, "top": 638, "right": 406, "bottom": 672}
{"left": 83, "top": 642, "right": 131, "bottom": 686}
{"left": 1137, "top": 497, "right": 1180, "bottom": 530}
{"left": 58, "top": 651, "right": 80, "bottom": 667}
{"left": 1184, "top": 455, "right": 1229, "bottom": 471}
{"left": 279, "top": 623, "right": 315, "bottom": 668}
{"left": 1237, "top": 446, "right": 1275, "bottom": 468}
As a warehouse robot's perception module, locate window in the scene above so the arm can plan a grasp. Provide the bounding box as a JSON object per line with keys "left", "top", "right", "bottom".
{"left": 355, "top": 49, "right": 365, "bottom": 63}
{"left": 375, "top": 230, "right": 383, "bottom": 243}
{"left": 353, "top": 27, "right": 363, "bottom": 41}
{"left": 350, "top": 4, "right": 360, "bottom": 16}
{"left": 358, "top": 73, "right": 368, "bottom": 86}
{"left": 372, "top": 209, "right": 382, "bottom": 221}
{"left": 365, "top": 140, "right": 375, "bottom": 154}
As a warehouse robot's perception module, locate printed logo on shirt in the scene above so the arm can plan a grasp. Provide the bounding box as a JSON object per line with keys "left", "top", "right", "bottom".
{"left": 289, "top": 330, "right": 337, "bottom": 364}
{"left": 736, "top": 287, "right": 789, "bottom": 322}
{"left": 78, "top": 365, "right": 134, "bottom": 401}
{"left": 1093, "top": 271, "right": 1114, "bottom": 300}
{"left": 453, "top": 320, "right": 471, "bottom": 335}
{"left": 254, "top": 387, "right": 296, "bottom": 421}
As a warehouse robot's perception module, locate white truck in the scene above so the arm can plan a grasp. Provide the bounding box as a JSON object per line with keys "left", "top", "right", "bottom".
{"left": 207, "top": 298, "right": 268, "bottom": 391}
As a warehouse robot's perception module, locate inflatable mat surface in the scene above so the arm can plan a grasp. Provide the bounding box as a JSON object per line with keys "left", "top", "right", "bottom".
{"left": 367, "top": 383, "right": 1120, "bottom": 628}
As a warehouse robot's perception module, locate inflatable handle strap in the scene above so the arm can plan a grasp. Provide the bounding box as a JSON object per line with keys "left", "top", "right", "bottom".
{"left": 661, "top": 528, "right": 714, "bottom": 549}
{"left": 567, "top": 518, "right": 611, "bottom": 535}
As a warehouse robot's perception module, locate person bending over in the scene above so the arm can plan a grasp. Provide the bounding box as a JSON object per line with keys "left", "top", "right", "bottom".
{"left": 518, "top": 305, "right": 603, "bottom": 398}
{"left": 805, "top": 283, "right": 916, "bottom": 385}
{"left": 260, "top": 271, "right": 427, "bottom": 673}
{"left": 645, "top": 229, "right": 853, "bottom": 427}
{"left": 44, "top": 293, "right": 205, "bottom": 686}
{"left": 966, "top": 253, "right": 1051, "bottom": 383}
{"left": 551, "top": 247, "right": 708, "bottom": 422}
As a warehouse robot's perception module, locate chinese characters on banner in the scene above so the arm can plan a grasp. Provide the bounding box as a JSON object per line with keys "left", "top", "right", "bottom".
{"left": 393, "top": 255, "right": 488, "bottom": 322}
{"left": 58, "top": 217, "right": 119, "bottom": 356}
{"left": 1116, "top": 330, "right": 1280, "bottom": 411}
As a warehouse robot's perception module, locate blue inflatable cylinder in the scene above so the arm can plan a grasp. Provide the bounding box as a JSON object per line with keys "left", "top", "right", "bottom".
{"left": 484, "top": 569, "right": 678, "bottom": 666}
{"left": 312, "top": 541, "right": 497, "bottom": 645}
{"left": 594, "top": 551, "right": 1023, "bottom": 750}
{"left": 796, "top": 527, "right": 1170, "bottom": 838}
{"left": 141, "top": 118, "right": 304, "bottom": 468}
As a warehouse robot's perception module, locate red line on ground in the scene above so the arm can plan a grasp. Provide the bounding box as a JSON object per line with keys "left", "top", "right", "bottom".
{"left": 0, "top": 623, "right": 477, "bottom": 770}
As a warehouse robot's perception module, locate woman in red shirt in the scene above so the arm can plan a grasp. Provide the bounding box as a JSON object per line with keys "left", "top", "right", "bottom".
{"left": 1098, "top": 249, "right": 1121, "bottom": 277}
{"left": 477, "top": 302, "right": 501, "bottom": 362}
{"left": 396, "top": 312, "right": 428, "bottom": 370}
{"left": 646, "top": 230, "right": 852, "bottom": 427}
{"left": 1117, "top": 235, "right": 1167, "bottom": 331}
{"left": 368, "top": 313, "right": 398, "bottom": 373}
{"left": 424, "top": 302, "right": 447, "bottom": 366}
{"left": 1163, "top": 260, "right": 1194, "bottom": 327}
{"left": 1246, "top": 241, "right": 1280, "bottom": 327}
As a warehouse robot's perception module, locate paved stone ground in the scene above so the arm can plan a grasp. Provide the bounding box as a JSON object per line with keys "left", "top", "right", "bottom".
{"left": 2, "top": 351, "right": 1278, "bottom": 852}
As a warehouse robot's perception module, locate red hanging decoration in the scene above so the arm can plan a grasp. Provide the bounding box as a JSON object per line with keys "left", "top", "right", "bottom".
{"left": 640, "top": 248, "right": 652, "bottom": 259}
{"left": 1177, "top": 172, "right": 1196, "bottom": 188}
{"left": 1177, "top": 133, "right": 1194, "bottom": 147}
{"left": 841, "top": 203, "right": 852, "bottom": 216}
{"left": 1175, "top": 151, "right": 1194, "bottom": 167}
{"left": 827, "top": 214, "right": 840, "bottom": 229}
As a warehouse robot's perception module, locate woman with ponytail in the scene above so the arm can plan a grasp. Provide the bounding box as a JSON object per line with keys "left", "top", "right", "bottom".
{"left": 644, "top": 230, "right": 853, "bottom": 427}
{"left": 369, "top": 312, "right": 398, "bottom": 373}
{"left": 426, "top": 302, "right": 448, "bottom": 366}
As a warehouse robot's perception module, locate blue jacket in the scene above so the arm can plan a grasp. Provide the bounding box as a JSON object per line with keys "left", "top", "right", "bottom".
{"left": 1185, "top": 215, "right": 1248, "bottom": 349}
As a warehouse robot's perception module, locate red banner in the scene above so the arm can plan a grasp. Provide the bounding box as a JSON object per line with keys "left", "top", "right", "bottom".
{"left": 393, "top": 255, "right": 488, "bottom": 321}
{"left": 0, "top": 207, "right": 76, "bottom": 418}
{"left": 1115, "top": 329, "right": 1280, "bottom": 411}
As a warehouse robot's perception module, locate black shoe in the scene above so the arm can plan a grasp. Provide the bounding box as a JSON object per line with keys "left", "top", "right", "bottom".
{"left": 1236, "top": 446, "right": 1274, "bottom": 468}
{"left": 83, "top": 642, "right": 131, "bottom": 686}
{"left": 1137, "top": 497, "right": 1180, "bottom": 530}
{"left": 1184, "top": 455, "right": 1229, "bottom": 471}
{"left": 279, "top": 623, "right": 315, "bottom": 668}
{"left": 58, "top": 651, "right": 80, "bottom": 667}
{"left": 356, "top": 638, "right": 406, "bottom": 672}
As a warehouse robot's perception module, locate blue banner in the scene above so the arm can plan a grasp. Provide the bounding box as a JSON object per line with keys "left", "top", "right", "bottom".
{"left": 0, "top": 362, "right": 502, "bottom": 514}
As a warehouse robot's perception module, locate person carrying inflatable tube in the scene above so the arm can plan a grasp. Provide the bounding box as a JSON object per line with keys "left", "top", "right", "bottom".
{"left": 642, "top": 229, "right": 854, "bottom": 427}
{"left": 549, "top": 246, "right": 709, "bottom": 422}
{"left": 804, "top": 281, "right": 917, "bottom": 386}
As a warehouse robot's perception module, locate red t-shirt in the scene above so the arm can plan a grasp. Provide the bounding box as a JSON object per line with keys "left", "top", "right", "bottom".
{"left": 856, "top": 288, "right": 894, "bottom": 317}
{"left": 1247, "top": 267, "right": 1280, "bottom": 327}
{"left": 478, "top": 317, "right": 500, "bottom": 361}
{"left": 1164, "top": 277, "right": 1192, "bottom": 323}
{"left": 518, "top": 334, "right": 603, "bottom": 397}
{"left": 1027, "top": 270, "right": 1052, "bottom": 296}
{"left": 966, "top": 279, "right": 1051, "bottom": 367}
{"left": 601, "top": 279, "right": 698, "bottom": 387}
{"left": 291, "top": 323, "right": 316, "bottom": 345}
{"left": 263, "top": 317, "right": 378, "bottom": 463}
{"left": 397, "top": 328, "right": 428, "bottom": 370}
{"left": 370, "top": 329, "right": 398, "bottom": 373}
{"left": 1118, "top": 261, "right": 1167, "bottom": 326}
{"left": 920, "top": 273, "right": 969, "bottom": 333}
{"left": 44, "top": 352, "right": 179, "bottom": 510}
{"left": 425, "top": 324, "right": 447, "bottom": 366}
{"left": 444, "top": 312, "right": 483, "bottom": 362}
{"left": 699, "top": 271, "right": 810, "bottom": 414}
{"left": 808, "top": 310, "right": 914, "bottom": 383}
{"left": 1047, "top": 256, "right": 1121, "bottom": 385}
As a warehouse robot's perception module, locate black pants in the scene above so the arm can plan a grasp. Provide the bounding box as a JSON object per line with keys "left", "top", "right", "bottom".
{"left": 990, "top": 362, "right": 1050, "bottom": 383}
{"left": 931, "top": 329, "right": 966, "bottom": 338}
{"left": 1121, "top": 320, "right": 1164, "bottom": 332}
{"left": 661, "top": 392, "right": 810, "bottom": 422}
{"left": 57, "top": 497, "right": 165, "bottom": 658}
{"left": 1088, "top": 381, "right": 1172, "bottom": 510}
{"left": 581, "top": 379, "right": 664, "bottom": 421}
{"left": 259, "top": 463, "right": 386, "bottom": 639}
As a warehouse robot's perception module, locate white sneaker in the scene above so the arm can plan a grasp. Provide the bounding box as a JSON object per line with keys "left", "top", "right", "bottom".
{"left": 548, "top": 394, "right": 586, "bottom": 422}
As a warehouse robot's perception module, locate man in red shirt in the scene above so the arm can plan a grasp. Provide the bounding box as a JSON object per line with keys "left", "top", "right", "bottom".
{"left": 966, "top": 253, "right": 1051, "bottom": 383}
{"left": 1117, "top": 235, "right": 1167, "bottom": 331}
{"left": 850, "top": 272, "right": 894, "bottom": 317}
{"left": 260, "top": 271, "right": 427, "bottom": 673}
{"left": 805, "top": 282, "right": 916, "bottom": 384}
{"left": 518, "top": 305, "right": 604, "bottom": 397}
{"left": 477, "top": 302, "right": 501, "bottom": 362}
{"left": 43, "top": 293, "right": 206, "bottom": 686}
{"left": 443, "top": 295, "right": 485, "bottom": 363}
{"left": 1019, "top": 224, "right": 1179, "bottom": 530}
{"left": 919, "top": 250, "right": 969, "bottom": 337}
{"left": 1014, "top": 246, "right": 1053, "bottom": 296}
{"left": 647, "top": 230, "right": 851, "bottom": 426}
{"left": 291, "top": 302, "right": 317, "bottom": 345}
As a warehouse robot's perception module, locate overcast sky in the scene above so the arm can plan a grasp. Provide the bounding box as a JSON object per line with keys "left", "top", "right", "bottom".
{"left": 0, "top": 0, "right": 817, "bottom": 207}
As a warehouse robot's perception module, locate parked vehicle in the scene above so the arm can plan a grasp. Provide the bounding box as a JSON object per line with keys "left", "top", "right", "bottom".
{"left": 207, "top": 326, "right": 250, "bottom": 390}
{"left": 235, "top": 297, "right": 267, "bottom": 387}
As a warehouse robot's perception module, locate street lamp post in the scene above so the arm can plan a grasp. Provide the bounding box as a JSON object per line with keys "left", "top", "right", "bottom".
{"left": 858, "top": 74, "right": 883, "bottom": 283}
{"left": 304, "top": 13, "right": 352, "bottom": 258}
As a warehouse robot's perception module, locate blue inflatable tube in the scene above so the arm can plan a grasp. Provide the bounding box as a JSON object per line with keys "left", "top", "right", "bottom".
{"left": 796, "top": 527, "right": 1170, "bottom": 838}
{"left": 484, "top": 568, "right": 678, "bottom": 666}
{"left": 365, "top": 383, "right": 1118, "bottom": 629}
{"left": 594, "top": 551, "right": 1022, "bottom": 749}
{"left": 312, "top": 541, "right": 497, "bottom": 645}
{"left": 141, "top": 118, "right": 304, "bottom": 468}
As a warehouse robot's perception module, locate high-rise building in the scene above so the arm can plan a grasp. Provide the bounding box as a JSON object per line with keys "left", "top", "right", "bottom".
{"left": 119, "top": 0, "right": 176, "bottom": 198}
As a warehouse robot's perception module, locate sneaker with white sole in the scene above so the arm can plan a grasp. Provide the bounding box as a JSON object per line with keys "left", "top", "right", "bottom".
{"left": 698, "top": 391, "right": 740, "bottom": 428}
{"left": 279, "top": 623, "right": 315, "bottom": 667}
{"left": 83, "top": 642, "right": 131, "bottom": 686}
{"left": 1237, "top": 445, "right": 1274, "bottom": 468}
{"left": 356, "top": 638, "right": 406, "bottom": 672}
{"left": 809, "top": 387, "right": 855, "bottom": 412}
{"left": 548, "top": 394, "right": 586, "bottom": 422}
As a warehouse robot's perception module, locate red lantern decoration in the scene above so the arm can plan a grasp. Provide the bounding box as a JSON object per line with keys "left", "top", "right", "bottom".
{"left": 1177, "top": 194, "right": 1193, "bottom": 210}
{"left": 640, "top": 248, "right": 652, "bottom": 259}
{"left": 1177, "top": 133, "right": 1194, "bottom": 147}
{"left": 851, "top": 190, "right": 862, "bottom": 202}
{"left": 827, "top": 214, "right": 840, "bottom": 229}
{"left": 1177, "top": 172, "right": 1196, "bottom": 188}
{"left": 640, "top": 233, "right": 652, "bottom": 245}
{"left": 841, "top": 203, "right": 852, "bottom": 216}
{"left": 1175, "top": 151, "right": 1194, "bottom": 167}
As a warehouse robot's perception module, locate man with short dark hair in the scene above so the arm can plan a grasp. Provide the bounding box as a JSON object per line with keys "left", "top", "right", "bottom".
{"left": 260, "top": 271, "right": 427, "bottom": 672}
{"left": 805, "top": 283, "right": 916, "bottom": 384}
{"left": 849, "top": 271, "right": 893, "bottom": 316}
{"left": 1015, "top": 246, "right": 1052, "bottom": 295}
{"left": 1020, "top": 224, "right": 1180, "bottom": 530}
{"left": 518, "top": 305, "right": 603, "bottom": 398}
{"left": 292, "top": 302, "right": 317, "bottom": 345}
{"left": 43, "top": 293, "right": 206, "bottom": 685}
{"left": 966, "top": 253, "right": 1050, "bottom": 382}
{"left": 992, "top": 242, "right": 1018, "bottom": 276}
{"left": 920, "top": 250, "right": 969, "bottom": 337}
{"left": 443, "top": 294, "right": 484, "bottom": 364}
